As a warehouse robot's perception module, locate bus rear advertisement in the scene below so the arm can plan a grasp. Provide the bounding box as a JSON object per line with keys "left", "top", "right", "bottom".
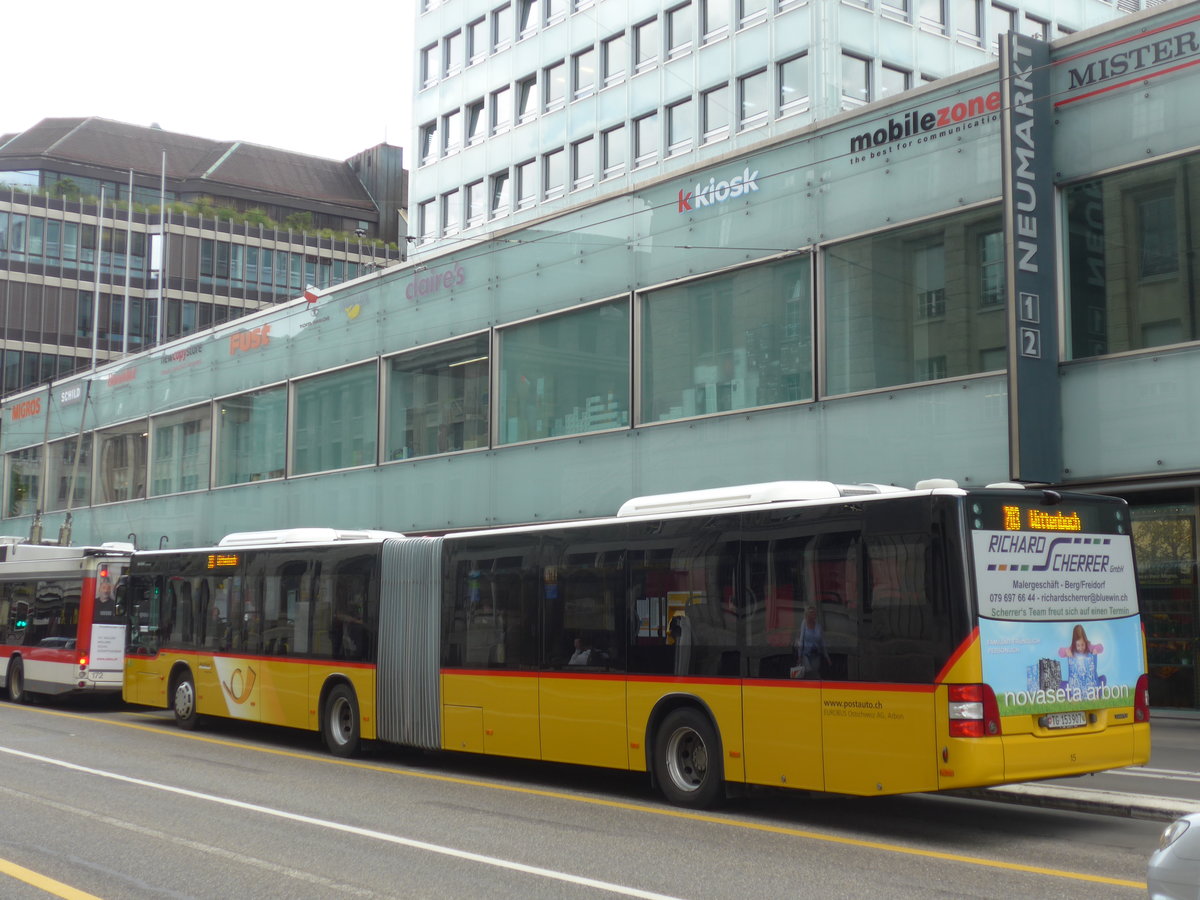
{"left": 120, "top": 481, "right": 1149, "bottom": 807}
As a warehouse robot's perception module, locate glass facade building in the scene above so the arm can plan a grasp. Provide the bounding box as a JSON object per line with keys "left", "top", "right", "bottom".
{"left": 5, "top": 4, "right": 1200, "bottom": 711}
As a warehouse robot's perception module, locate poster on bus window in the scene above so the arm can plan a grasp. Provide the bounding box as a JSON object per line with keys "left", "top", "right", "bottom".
{"left": 972, "top": 530, "right": 1143, "bottom": 717}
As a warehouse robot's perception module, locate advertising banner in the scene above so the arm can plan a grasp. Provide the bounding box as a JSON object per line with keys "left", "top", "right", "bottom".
{"left": 973, "top": 530, "right": 1142, "bottom": 716}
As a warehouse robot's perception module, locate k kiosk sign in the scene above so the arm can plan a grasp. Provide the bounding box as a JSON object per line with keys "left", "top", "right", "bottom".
{"left": 1001, "top": 33, "right": 1060, "bottom": 485}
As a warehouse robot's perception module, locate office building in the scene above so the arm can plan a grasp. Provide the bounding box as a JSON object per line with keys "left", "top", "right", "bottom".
{"left": 0, "top": 117, "right": 406, "bottom": 397}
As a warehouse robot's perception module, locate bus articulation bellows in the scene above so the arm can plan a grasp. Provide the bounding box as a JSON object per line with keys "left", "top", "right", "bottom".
{"left": 121, "top": 480, "right": 1149, "bottom": 807}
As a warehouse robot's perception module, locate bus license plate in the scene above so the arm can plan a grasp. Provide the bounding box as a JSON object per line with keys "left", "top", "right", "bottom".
{"left": 1046, "top": 711, "right": 1086, "bottom": 730}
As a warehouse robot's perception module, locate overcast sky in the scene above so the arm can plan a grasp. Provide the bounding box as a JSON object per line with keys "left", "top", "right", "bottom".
{"left": 4, "top": 0, "right": 415, "bottom": 162}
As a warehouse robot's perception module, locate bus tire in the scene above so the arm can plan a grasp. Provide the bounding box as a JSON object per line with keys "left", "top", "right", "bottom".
{"left": 653, "top": 707, "right": 723, "bottom": 809}
{"left": 7, "top": 658, "right": 26, "bottom": 704}
{"left": 172, "top": 670, "right": 200, "bottom": 730}
{"left": 322, "top": 683, "right": 361, "bottom": 758}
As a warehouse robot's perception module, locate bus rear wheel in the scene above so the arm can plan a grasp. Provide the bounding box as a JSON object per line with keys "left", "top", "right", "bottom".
{"left": 653, "top": 708, "right": 723, "bottom": 809}
{"left": 173, "top": 671, "right": 200, "bottom": 730}
{"left": 322, "top": 684, "right": 361, "bottom": 757}
{"left": 6, "top": 659, "right": 26, "bottom": 704}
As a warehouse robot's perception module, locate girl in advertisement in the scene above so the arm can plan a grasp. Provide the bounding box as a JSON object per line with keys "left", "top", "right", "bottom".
{"left": 1060, "top": 624, "right": 1104, "bottom": 695}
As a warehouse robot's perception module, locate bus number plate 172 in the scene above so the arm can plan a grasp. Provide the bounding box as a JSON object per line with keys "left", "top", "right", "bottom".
{"left": 1046, "top": 711, "right": 1086, "bottom": 730}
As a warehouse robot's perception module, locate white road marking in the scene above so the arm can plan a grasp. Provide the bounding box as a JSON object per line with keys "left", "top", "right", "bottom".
{"left": 0, "top": 745, "right": 684, "bottom": 900}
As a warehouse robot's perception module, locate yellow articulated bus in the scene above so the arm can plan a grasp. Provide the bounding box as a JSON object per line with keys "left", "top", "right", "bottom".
{"left": 122, "top": 480, "right": 1149, "bottom": 807}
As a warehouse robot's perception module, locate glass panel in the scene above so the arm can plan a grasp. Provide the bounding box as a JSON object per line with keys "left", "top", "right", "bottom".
{"left": 293, "top": 364, "right": 378, "bottom": 475}
{"left": 1064, "top": 156, "right": 1200, "bottom": 359}
{"left": 215, "top": 387, "right": 287, "bottom": 486}
{"left": 499, "top": 300, "right": 630, "bottom": 443}
{"left": 668, "top": 3, "right": 693, "bottom": 56}
{"left": 386, "top": 334, "right": 489, "bottom": 460}
{"left": 634, "top": 18, "right": 659, "bottom": 70}
{"left": 779, "top": 54, "right": 810, "bottom": 114}
{"left": 702, "top": 0, "right": 730, "bottom": 42}
{"left": 642, "top": 256, "right": 812, "bottom": 423}
{"left": 46, "top": 435, "right": 92, "bottom": 512}
{"left": 602, "top": 125, "right": 627, "bottom": 178}
{"left": 634, "top": 113, "right": 659, "bottom": 167}
{"left": 841, "top": 53, "right": 870, "bottom": 108}
{"left": 6, "top": 446, "right": 41, "bottom": 517}
{"left": 602, "top": 33, "right": 627, "bottom": 84}
{"left": 702, "top": 84, "right": 730, "bottom": 141}
{"left": 544, "top": 148, "right": 566, "bottom": 198}
{"left": 151, "top": 405, "right": 212, "bottom": 496}
{"left": 1132, "top": 497, "right": 1198, "bottom": 709}
{"left": 667, "top": 99, "right": 694, "bottom": 154}
{"left": 739, "top": 69, "right": 769, "bottom": 128}
{"left": 825, "top": 206, "right": 1005, "bottom": 394}
{"left": 544, "top": 62, "right": 566, "bottom": 111}
{"left": 572, "top": 137, "right": 595, "bottom": 190}
{"left": 574, "top": 47, "right": 596, "bottom": 99}
{"left": 95, "top": 420, "right": 148, "bottom": 503}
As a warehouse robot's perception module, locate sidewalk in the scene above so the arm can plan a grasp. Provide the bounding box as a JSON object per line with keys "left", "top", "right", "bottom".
{"left": 962, "top": 710, "right": 1200, "bottom": 823}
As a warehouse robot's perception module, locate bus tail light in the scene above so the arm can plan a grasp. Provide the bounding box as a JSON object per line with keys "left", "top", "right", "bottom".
{"left": 1135, "top": 674, "right": 1151, "bottom": 723}
{"left": 948, "top": 683, "right": 1001, "bottom": 738}
{"left": 77, "top": 655, "right": 88, "bottom": 669}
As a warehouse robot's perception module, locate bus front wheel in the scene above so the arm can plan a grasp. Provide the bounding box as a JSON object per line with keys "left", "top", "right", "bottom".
{"left": 322, "top": 684, "right": 361, "bottom": 757}
{"left": 6, "top": 659, "right": 25, "bottom": 704}
{"left": 173, "top": 671, "right": 200, "bottom": 730}
{"left": 653, "top": 708, "right": 723, "bottom": 809}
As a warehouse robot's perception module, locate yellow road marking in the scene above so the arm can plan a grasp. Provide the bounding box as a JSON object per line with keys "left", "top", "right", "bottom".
{"left": 12, "top": 705, "right": 1147, "bottom": 891}
{"left": 0, "top": 856, "right": 103, "bottom": 900}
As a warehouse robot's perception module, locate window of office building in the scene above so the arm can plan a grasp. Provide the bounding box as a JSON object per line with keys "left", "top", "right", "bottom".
{"left": 882, "top": 0, "right": 908, "bottom": 18}
{"left": 418, "top": 200, "right": 436, "bottom": 243}
{"left": 879, "top": 64, "right": 910, "bottom": 100}
{"left": 46, "top": 434, "right": 92, "bottom": 512}
{"left": 544, "top": 61, "right": 567, "bottom": 111}
{"left": 498, "top": 300, "right": 630, "bottom": 443}
{"left": 444, "top": 29, "right": 463, "bottom": 76}
{"left": 739, "top": 0, "right": 768, "bottom": 26}
{"left": 492, "top": 85, "right": 513, "bottom": 133}
{"left": 493, "top": 2, "right": 515, "bottom": 50}
{"left": 519, "top": 0, "right": 539, "bottom": 36}
{"left": 385, "top": 335, "right": 490, "bottom": 461}
{"left": 602, "top": 33, "right": 627, "bottom": 85}
{"left": 779, "top": 53, "right": 810, "bottom": 115}
{"left": 215, "top": 387, "right": 286, "bottom": 487}
{"left": 989, "top": 2, "right": 1015, "bottom": 51}
{"left": 955, "top": 0, "right": 982, "bottom": 44}
{"left": 468, "top": 17, "right": 488, "bottom": 63}
{"left": 5, "top": 445, "right": 41, "bottom": 517}
{"left": 641, "top": 255, "right": 812, "bottom": 423}
{"left": 739, "top": 69, "right": 769, "bottom": 130}
{"left": 466, "top": 180, "right": 486, "bottom": 225}
{"left": 701, "top": 0, "right": 730, "bottom": 42}
{"left": 1065, "top": 156, "right": 1200, "bottom": 359}
{"left": 572, "top": 137, "right": 596, "bottom": 190}
{"left": 667, "top": 98, "right": 695, "bottom": 155}
{"left": 95, "top": 420, "right": 148, "bottom": 504}
{"left": 516, "top": 159, "right": 538, "bottom": 208}
{"left": 702, "top": 84, "right": 731, "bottom": 143}
{"left": 634, "top": 113, "right": 659, "bottom": 168}
{"left": 920, "top": 0, "right": 946, "bottom": 31}
{"left": 824, "top": 207, "right": 1006, "bottom": 395}
{"left": 443, "top": 109, "right": 462, "bottom": 155}
{"left": 546, "top": 0, "right": 566, "bottom": 23}
{"left": 491, "top": 170, "right": 512, "bottom": 216}
{"left": 634, "top": 18, "right": 659, "bottom": 71}
{"left": 150, "top": 405, "right": 211, "bottom": 496}
{"left": 841, "top": 53, "right": 870, "bottom": 108}
{"left": 518, "top": 75, "right": 538, "bottom": 122}
{"left": 420, "top": 43, "right": 439, "bottom": 88}
{"left": 467, "top": 100, "right": 486, "bottom": 146}
{"left": 668, "top": 2, "right": 694, "bottom": 57}
{"left": 544, "top": 148, "right": 566, "bottom": 199}
{"left": 442, "top": 189, "right": 462, "bottom": 236}
{"left": 602, "top": 125, "right": 627, "bottom": 178}
{"left": 574, "top": 47, "right": 596, "bottom": 99}
{"left": 293, "top": 364, "right": 378, "bottom": 476}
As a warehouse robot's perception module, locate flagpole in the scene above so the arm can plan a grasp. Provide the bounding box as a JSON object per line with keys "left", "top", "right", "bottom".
{"left": 91, "top": 186, "right": 105, "bottom": 370}
{"left": 156, "top": 149, "right": 165, "bottom": 346}
{"left": 122, "top": 169, "right": 132, "bottom": 356}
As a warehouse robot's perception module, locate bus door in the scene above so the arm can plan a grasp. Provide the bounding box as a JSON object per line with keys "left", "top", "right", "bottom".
{"left": 539, "top": 534, "right": 629, "bottom": 769}
{"left": 740, "top": 518, "right": 825, "bottom": 792}
{"left": 821, "top": 521, "right": 945, "bottom": 796}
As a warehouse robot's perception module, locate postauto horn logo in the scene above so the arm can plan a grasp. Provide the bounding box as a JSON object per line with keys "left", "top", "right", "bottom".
{"left": 678, "top": 165, "right": 761, "bottom": 213}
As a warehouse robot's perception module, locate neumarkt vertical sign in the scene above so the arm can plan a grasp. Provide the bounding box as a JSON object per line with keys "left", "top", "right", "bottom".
{"left": 1001, "top": 33, "right": 1060, "bottom": 485}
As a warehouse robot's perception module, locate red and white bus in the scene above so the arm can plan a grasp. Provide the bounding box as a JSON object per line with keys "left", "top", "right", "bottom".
{"left": 0, "top": 540, "right": 133, "bottom": 703}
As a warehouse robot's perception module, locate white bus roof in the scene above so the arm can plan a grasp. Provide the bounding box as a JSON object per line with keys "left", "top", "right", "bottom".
{"left": 217, "top": 528, "right": 405, "bottom": 547}
{"left": 616, "top": 481, "right": 909, "bottom": 517}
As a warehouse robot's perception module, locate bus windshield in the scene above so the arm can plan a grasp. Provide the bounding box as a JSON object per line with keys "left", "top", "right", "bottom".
{"left": 970, "top": 494, "right": 1141, "bottom": 721}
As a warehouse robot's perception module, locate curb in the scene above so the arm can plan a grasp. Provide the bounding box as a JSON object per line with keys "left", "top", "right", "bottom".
{"left": 958, "top": 783, "right": 1200, "bottom": 823}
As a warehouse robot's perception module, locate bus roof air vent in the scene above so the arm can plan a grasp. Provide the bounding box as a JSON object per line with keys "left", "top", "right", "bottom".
{"left": 984, "top": 482, "right": 1026, "bottom": 490}
{"left": 914, "top": 478, "right": 960, "bottom": 491}
{"left": 617, "top": 481, "right": 901, "bottom": 517}
{"left": 218, "top": 528, "right": 405, "bottom": 547}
